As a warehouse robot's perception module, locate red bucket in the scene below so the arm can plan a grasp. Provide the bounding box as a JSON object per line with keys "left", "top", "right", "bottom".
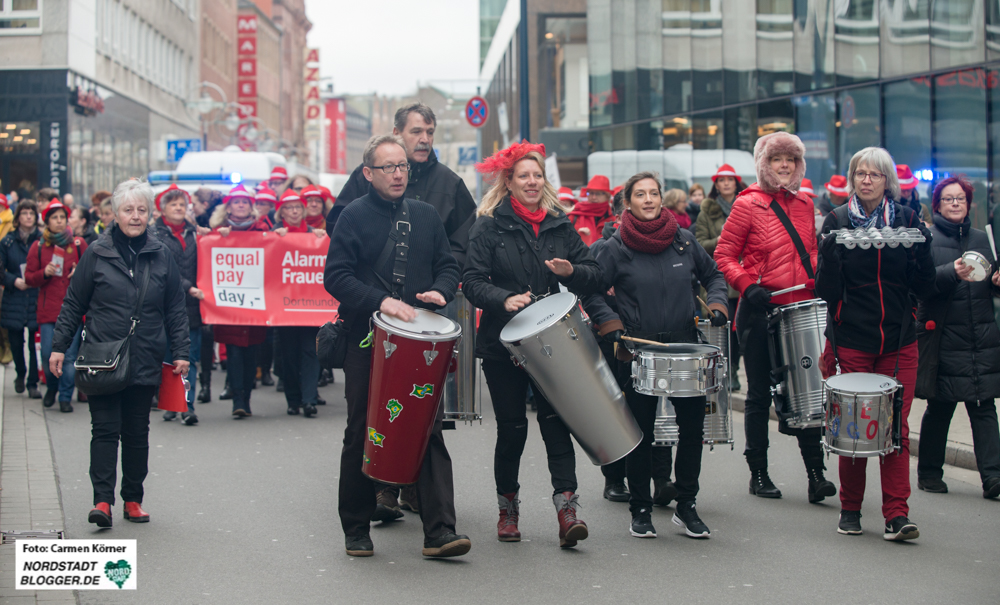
{"left": 158, "top": 363, "right": 188, "bottom": 412}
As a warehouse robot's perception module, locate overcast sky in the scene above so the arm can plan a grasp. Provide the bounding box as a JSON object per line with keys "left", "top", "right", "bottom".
{"left": 304, "top": 0, "right": 482, "bottom": 97}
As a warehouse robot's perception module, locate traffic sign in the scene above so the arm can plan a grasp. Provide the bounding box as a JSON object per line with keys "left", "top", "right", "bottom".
{"left": 465, "top": 96, "right": 489, "bottom": 128}
{"left": 166, "top": 138, "right": 202, "bottom": 163}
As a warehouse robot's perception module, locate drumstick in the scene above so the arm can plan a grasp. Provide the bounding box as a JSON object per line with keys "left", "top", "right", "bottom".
{"left": 987, "top": 225, "right": 998, "bottom": 263}
{"left": 695, "top": 295, "right": 712, "bottom": 314}
{"left": 770, "top": 279, "right": 816, "bottom": 297}
{"left": 621, "top": 335, "right": 666, "bottom": 347}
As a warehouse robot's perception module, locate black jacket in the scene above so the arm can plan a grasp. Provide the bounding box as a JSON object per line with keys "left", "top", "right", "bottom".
{"left": 150, "top": 218, "right": 201, "bottom": 330}
{"left": 917, "top": 214, "right": 1000, "bottom": 402}
{"left": 52, "top": 225, "right": 190, "bottom": 387}
{"left": 584, "top": 228, "right": 728, "bottom": 339}
{"left": 324, "top": 191, "right": 460, "bottom": 343}
{"left": 0, "top": 228, "right": 40, "bottom": 331}
{"left": 462, "top": 199, "right": 603, "bottom": 360}
{"left": 816, "top": 202, "right": 935, "bottom": 354}
{"left": 326, "top": 153, "right": 478, "bottom": 267}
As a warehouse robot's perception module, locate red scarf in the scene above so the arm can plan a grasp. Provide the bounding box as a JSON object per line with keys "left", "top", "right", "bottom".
{"left": 283, "top": 220, "right": 310, "bottom": 233}
{"left": 568, "top": 201, "right": 612, "bottom": 246}
{"left": 618, "top": 209, "right": 678, "bottom": 254}
{"left": 165, "top": 219, "right": 187, "bottom": 250}
{"left": 305, "top": 214, "right": 326, "bottom": 229}
{"left": 509, "top": 197, "right": 546, "bottom": 237}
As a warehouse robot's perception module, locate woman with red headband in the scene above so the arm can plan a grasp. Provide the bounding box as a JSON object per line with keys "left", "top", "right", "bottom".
{"left": 463, "top": 141, "right": 603, "bottom": 548}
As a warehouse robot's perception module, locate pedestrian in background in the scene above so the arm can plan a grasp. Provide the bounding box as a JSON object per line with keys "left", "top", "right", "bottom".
{"left": 687, "top": 183, "right": 704, "bottom": 224}
{"left": 568, "top": 175, "right": 615, "bottom": 246}
{"left": 48, "top": 178, "right": 190, "bottom": 528}
{"left": 817, "top": 175, "right": 849, "bottom": 217}
{"left": 0, "top": 199, "right": 42, "bottom": 399}
{"left": 662, "top": 188, "right": 691, "bottom": 229}
{"left": 897, "top": 164, "right": 933, "bottom": 226}
{"left": 557, "top": 186, "right": 576, "bottom": 212}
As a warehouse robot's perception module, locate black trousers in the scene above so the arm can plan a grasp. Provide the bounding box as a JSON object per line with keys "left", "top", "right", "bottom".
{"left": 226, "top": 344, "right": 258, "bottom": 411}
{"left": 276, "top": 326, "right": 319, "bottom": 407}
{"left": 737, "top": 302, "right": 824, "bottom": 471}
{"left": 257, "top": 328, "right": 274, "bottom": 374}
{"left": 8, "top": 327, "right": 38, "bottom": 388}
{"left": 728, "top": 296, "right": 741, "bottom": 371}
{"left": 199, "top": 325, "right": 214, "bottom": 387}
{"left": 482, "top": 358, "right": 577, "bottom": 496}
{"left": 919, "top": 398, "right": 1000, "bottom": 484}
{"left": 339, "top": 342, "right": 457, "bottom": 540}
{"left": 88, "top": 384, "right": 157, "bottom": 506}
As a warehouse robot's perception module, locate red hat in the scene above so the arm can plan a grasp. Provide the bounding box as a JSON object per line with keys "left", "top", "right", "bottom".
{"left": 475, "top": 140, "right": 546, "bottom": 183}
{"left": 825, "top": 175, "right": 849, "bottom": 196}
{"left": 896, "top": 164, "right": 917, "bottom": 191}
{"left": 300, "top": 184, "right": 324, "bottom": 201}
{"left": 0, "top": 193, "right": 8, "bottom": 210}
{"left": 154, "top": 183, "right": 191, "bottom": 212}
{"left": 581, "top": 175, "right": 612, "bottom": 196}
{"left": 223, "top": 184, "right": 255, "bottom": 205}
{"left": 612, "top": 185, "right": 623, "bottom": 197}
{"left": 557, "top": 187, "right": 575, "bottom": 202}
{"left": 711, "top": 164, "right": 742, "bottom": 183}
{"left": 318, "top": 185, "right": 336, "bottom": 204}
{"left": 799, "top": 178, "right": 817, "bottom": 198}
{"left": 269, "top": 166, "right": 288, "bottom": 181}
{"left": 42, "top": 198, "right": 66, "bottom": 222}
{"left": 275, "top": 188, "right": 302, "bottom": 211}
{"left": 255, "top": 186, "right": 278, "bottom": 203}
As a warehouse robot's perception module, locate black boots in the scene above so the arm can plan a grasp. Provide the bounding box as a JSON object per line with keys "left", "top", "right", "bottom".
{"left": 807, "top": 466, "right": 837, "bottom": 503}
{"left": 749, "top": 468, "right": 782, "bottom": 498}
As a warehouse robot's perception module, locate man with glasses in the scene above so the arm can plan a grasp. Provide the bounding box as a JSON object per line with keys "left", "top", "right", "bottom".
{"left": 324, "top": 134, "right": 470, "bottom": 559}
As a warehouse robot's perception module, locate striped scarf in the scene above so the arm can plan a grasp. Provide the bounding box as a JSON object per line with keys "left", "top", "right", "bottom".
{"left": 847, "top": 195, "right": 894, "bottom": 229}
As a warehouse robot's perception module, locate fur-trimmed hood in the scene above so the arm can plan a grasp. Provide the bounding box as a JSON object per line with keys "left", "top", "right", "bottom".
{"left": 209, "top": 203, "right": 260, "bottom": 229}
{"left": 753, "top": 132, "right": 806, "bottom": 194}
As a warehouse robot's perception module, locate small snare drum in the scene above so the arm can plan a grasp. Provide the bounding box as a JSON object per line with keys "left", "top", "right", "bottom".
{"left": 632, "top": 343, "right": 722, "bottom": 397}
{"left": 961, "top": 251, "right": 991, "bottom": 282}
{"left": 823, "top": 372, "right": 900, "bottom": 458}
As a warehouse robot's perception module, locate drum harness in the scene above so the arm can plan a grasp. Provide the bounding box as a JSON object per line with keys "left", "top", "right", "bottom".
{"left": 358, "top": 200, "right": 412, "bottom": 350}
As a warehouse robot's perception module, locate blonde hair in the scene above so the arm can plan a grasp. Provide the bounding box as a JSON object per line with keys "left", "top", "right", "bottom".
{"left": 662, "top": 188, "right": 687, "bottom": 210}
{"left": 477, "top": 151, "right": 560, "bottom": 217}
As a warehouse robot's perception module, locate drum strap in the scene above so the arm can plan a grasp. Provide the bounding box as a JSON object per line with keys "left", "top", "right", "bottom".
{"left": 368, "top": 200, "right": 411, "bottom": 299}
{"left": 769, "top": 200, "right": 815, "bottom": 280}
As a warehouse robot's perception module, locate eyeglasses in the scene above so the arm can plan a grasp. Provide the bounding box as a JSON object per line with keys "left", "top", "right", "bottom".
{"left": 941, "top": 196, "right": 967, "bottom": 206}
{"left": 371, "top": 163, "right": 410, "bottom": 174}
{"left": 854, "top": 172, "right": 885, "bottom": 183}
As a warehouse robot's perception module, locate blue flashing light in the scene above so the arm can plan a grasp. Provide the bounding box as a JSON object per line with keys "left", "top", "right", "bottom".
{"left": 917, "top": 169, "right": 934, "bottom": 181}
{"left": 230, "top": 172, "right": 242, "bottom": 184}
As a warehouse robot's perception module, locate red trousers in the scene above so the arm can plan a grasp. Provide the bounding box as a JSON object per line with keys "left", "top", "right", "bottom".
{"left": 826, "top": 342, "right": 918, "bottom": 521}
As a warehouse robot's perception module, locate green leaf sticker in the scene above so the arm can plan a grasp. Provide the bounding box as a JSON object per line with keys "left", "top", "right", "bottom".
{"left": 386, "top": 399, "right": 403, "bottom": 422}
{"left": 368, "top": 427, "right": 385, "bottom": 447}
{"left": 104, "top": 559, "right": 132, "bottom": 589}
{"left": 410, "top": 383, "right": 434, "bottom": 398}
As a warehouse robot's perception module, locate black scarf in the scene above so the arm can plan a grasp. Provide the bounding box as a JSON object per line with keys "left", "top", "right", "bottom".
{"left": 111, "top": 223, "right": 148, "bottom": 269}
{"left": 932, "top": 212, "right": 971, "bottom": 244}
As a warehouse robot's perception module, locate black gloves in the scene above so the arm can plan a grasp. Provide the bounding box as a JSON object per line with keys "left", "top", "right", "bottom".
{"left": 743, "top": 284, "right": 772, "bottom": 308}
{"left": 603, "top": 329, "right": 624, "bottom": 344}
{"left": 710, "top": 309, "right": 727, "bottom": 327}
{"left": 819, "top": 232, "right": 842, "bottom": 267}
{"left": 915, "top": 224, "right": 934, "bottom": 260}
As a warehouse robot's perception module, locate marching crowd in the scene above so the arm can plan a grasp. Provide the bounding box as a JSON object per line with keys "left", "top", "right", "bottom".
{"left": 1, "top": 103, "right": 998, "bottom": 560}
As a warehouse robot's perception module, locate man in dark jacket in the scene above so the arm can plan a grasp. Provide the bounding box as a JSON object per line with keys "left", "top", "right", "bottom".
{"left": 324, "top": 134, "right": 469, "bottom": 559}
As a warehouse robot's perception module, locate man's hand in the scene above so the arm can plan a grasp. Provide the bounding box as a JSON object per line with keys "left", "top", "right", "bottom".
{"left": 173, "top": 360, "right": 190, "bottom": 375}
{"left": 415, "top": 291, "right": 446, "bottom": 307}
{"left": 50, "top": 352, "right": 65, "bottom": 378}
{"left": 380, "top": 297, "right": 417, "bottom": 321}
{"left": 188, "top": 287, "right": 205, "bottom": 300}
{"left": 14, "top": 277, "right": 27, "bottom": 291}
{"left": 955, "top": 258, "right": 976, "bottom": 282}
{"left": 544, "top": 258, "right": 574, "bottom": 277}
{"left": 504, "top": 292, "right": 532, "bottom": 313}
{"left": 218, "top": 227, "right": 232, "bottom": 237}
{"left": 273, "top": 227, "right": 288, "bottom": 237}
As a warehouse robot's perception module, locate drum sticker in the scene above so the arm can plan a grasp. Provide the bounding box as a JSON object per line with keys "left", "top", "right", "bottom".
{"left": 368, "top": 427, "right": 386, "bottom": 447}
{"left": 363, "top": 455, "right": 371, "bottom": 464}
{"left": 411, "top": 384, "right": 435, "bottom": 398}
{"left": 386, "top": 399, "right": 403, "bottom": 422}
{"left": 800, "top": 356, "right": 813, "bottom": 369}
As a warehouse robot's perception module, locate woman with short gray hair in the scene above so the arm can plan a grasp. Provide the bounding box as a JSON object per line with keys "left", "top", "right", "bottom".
{"left": 48, "top": 178, "right": 190, "bottom": 529}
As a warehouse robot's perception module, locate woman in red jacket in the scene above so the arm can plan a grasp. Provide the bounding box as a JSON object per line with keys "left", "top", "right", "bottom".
{"left": 568, "top": 175, "right": 615, "bottom": 246}
{"left": 26, "top": 199, "right": 86, "bottom": 412}
{"left": 714, "top": 132, "right": 836, "bottom": 503}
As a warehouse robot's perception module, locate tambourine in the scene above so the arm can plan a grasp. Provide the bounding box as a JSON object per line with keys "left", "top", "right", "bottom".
{"left": 961, "top": 251, "right": 991, "bottom": 282}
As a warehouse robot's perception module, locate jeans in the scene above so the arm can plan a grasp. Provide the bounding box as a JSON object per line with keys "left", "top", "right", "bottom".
{"left": 226, "top": 344, "right": 259, "bottom": 412}
{"left": 482, "top": 358, "right": 577, "bottom": 496}
{"left": 276, "top": 326, "right": 319, "bottom": 407}
{"left": 88, "top": 384, "right": 157, "bottom": 505}
{"left": 164, "top": 328, "right": 200, "bottom": 412}
{"left": 40, "top": 323, "right": 81, "bottom": 402}
{"left": 918, "top": 398, "right": 1000, "bottom": 485}
{"left": 8, "top": 327, "right": 38, "bottom": 388}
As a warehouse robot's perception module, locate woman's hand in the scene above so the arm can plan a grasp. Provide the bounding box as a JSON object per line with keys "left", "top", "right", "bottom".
{"left": 274, "top": 227, "right": 288, "bottom": 237}
{"left": 313, "top": 229, "right": 327, "bottom": 238}
{"left": 49, "top": 352, "right": 65, "bottom": 378}
{"left": 545, "top": 258, "right": 574, "bottom": 277}
{"left": 504, "top": 292, "right": 532, "bottom": 313}
{"left": 172, "top": 360, "right": 190, "bottom": 375}
{"left": 196, "top": 226, "right": 211, "bottom": 236}
{"left": 43, "top": 262, "right": 57, "bottom": 277}
{"left": 188, "top": 287, "right": 205, "bottom": 300}
{"left": 416, "top": 291, "right": 446, "bottom": 306}
{"left": 992, "top": 270, "right": 1000, "bottom": 287}
{"left": 955, "top": 258, "right": 976, "bottom": 282}
{"left": 14, "top": 277, "right": 27, "bottom": 291}
{"left": 578, "top": 227, "right": 591, "bottom": 237}
{"left": 218, "top": 227, "right": 232, "bottom": 237}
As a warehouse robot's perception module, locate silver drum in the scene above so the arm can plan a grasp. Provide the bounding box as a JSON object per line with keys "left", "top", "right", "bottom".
{"left": 770, "top": 299, "right": 827, "bottom": 429}
{"left": 653, "top": 396, "right": 734, "bottom": 449}
{"left": 698, "top": 320, "right": 733, "bottom": 447}
{"left": 443, "top": 289, "right": 481, "bottom": 423}
{"left": 823, "top": 372, "right": 900, "bottom": 458}
{"left": 632, "top": 343, "right": 722, "bottom": 397}
{"left": 500, "top": 293, "right": 642, "bottom": 465}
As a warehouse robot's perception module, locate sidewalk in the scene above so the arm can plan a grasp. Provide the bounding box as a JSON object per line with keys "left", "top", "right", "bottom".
{"left": 0, "top": 365, "right": 76, "bottom": 604}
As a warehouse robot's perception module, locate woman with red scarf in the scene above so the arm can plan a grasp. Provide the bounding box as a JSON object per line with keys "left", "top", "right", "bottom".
{"left": 584, "top": 171, "right": 728, "bottom": 540}
{"left": 300, "top": 184, "right": 334, "bottom": 233}
{"left": 568, "top": 175, "right": 616, "bottom": 246}
{"left": 462, "top": 141, "right": 603, "bottom": 548}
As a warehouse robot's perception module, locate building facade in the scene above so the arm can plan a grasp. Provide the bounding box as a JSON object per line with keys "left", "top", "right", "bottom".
{"left": 271, "top": 0, "right": 311, "bottom": 167}
{"left": 199, "top": 0, "right": 237, "bottom": 151}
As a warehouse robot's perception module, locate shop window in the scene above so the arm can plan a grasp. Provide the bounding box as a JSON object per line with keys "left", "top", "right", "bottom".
{"left": 662, "top": 0, "right": 693, "bottom": 115}
{"left": 880, "top": 0, "right": 930, "bottom": 78}
{"left": 987, "top": 68, "right": 1000, "bottom": 235}
{"left": 540, "top": 16, "right": 589, "bottom": 129}
{"left": 934, "top": 67, "right": 988, "bottom": 227}
{"left": 794, "top": 94, "right": 838, "bottom": 189}
{"left": 929, "top": 0, "right": 985, "bottom": 71}
{"left": 0, "top": 0, "right": 42, "bottom": 33}
{"left": 834, "top": 0, "right": 880, "bottom": 85}
{"left": 794, "top": 0, "right": 836, "bottom": 93}
{"left": 611, "top": 0, "right": 638, "bottom": 124}
{"left": 884, "top": 78, "right": 932, "bottom": 197}
{"left": 0, "top": 121, "right": 40, "bottom": 154}
{"left": 836, "top": 85, "right": 879, "bottom": 177}
{"left": 692, "top": 112, "right": 723, "bottom": 150}
{"left": 722, "top": 0, "right": 757, "bottom": 104}
{"left": 692, "top": 0, "right": 723, "bottom": 110}
{"left": 588, "top": 0, "right": 613, "bottom": 128}
{"left": 756, "top": 0, "right": 794, "bottom": 97}
{"left": 635, "top": 0, "right": 663, "bottom": 120}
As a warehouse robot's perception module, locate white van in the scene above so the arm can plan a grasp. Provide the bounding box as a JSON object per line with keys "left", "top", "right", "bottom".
{"left": 148, "top": 145, "right": 286, "bottom": 196}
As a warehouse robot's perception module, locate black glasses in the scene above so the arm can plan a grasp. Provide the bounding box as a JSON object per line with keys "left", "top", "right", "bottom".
{"left": 372, "top": 163, "right": 410, "bottom": 174}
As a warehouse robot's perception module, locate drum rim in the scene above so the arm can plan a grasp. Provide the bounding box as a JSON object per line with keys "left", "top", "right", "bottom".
{"left": 961, "top": 250, "right": 990, "bottom": 280}
{"left": 773, "top": 298, "right": 826, "bottom": 312}
{"left": 825, "top": 372, "right": 899, "bottom": 392}
{"left": 372, "top": 309, "right": 462, "bottom": 342}
{"left": 635, "top": 343, "right": 721, "bottom": 356}
{"left": 499, "top": 292, "right": 578, "bottom": 344}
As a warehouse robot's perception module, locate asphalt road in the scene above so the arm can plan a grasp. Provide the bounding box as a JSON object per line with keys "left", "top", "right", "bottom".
{"left": 42, "top": 369, "right": 1000, "bottom": 605}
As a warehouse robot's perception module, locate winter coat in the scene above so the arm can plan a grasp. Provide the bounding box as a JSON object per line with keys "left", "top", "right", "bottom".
{"left": 916, "top": 214, "right": 1000, "bottom": 402}
{"left": 0, "top": 207, "right": 13, "bottom": 242}
{"left": 694, "top": 196, "right": 739, "bottom": 299}
{"left": 150, "top": 218, "right": 201, "bottom": 330}
{"left": 584, "top": 228, "right": 728, "bottom": 340}
{"left": 24, "top": 234, "right": 87, "bottom": 325}
{"left": 326, "top": 153, "right": 478, "bottom": 268}
{"left": 815, "top": 203, "right": 935, "bottom": 355}
{"left": 52, "top": 226, "right": 189, "bottom": 387}
{"left": 462, "top": 198, "right": 603, "bottom": 360}
{"left": 210, "top": 220, "right": 269, "bottom": 347}
{"left": 0, "top": 228, "right": 40, "bottom": 330}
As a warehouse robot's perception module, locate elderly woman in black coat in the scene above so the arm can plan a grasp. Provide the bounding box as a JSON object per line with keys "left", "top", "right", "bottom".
{"left": 916, "top": 175, "right": 1000, "bottom": 500}
{"left": 49, "top": 179, "right": 190, "bottom": 528}
{"left": 0, "top": 200, "right": 42, "bottom": 399}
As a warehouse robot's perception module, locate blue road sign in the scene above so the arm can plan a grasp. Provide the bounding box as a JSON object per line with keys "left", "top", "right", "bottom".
{"left": 465, "top": 96, "right": 489, "bottom": 128}
{"left": 166, "top": 138, "right": 202, "bottom": 163}
{"left": 458, "top": 146, "right": 478, "bottom": 166}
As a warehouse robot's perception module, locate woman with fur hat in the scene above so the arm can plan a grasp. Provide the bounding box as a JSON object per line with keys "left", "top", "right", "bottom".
{"left": 714, "top": 132, "right": 837, "bottom": 503}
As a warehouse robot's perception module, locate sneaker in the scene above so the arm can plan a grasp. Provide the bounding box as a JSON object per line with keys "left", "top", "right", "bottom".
{"left": 837, "top": 510, "right": 862, "bottom": 535}
{"left": 345, "top": 534, "right": 374, "bottom": 557}
{"left": 163, "top": 411, "right": 177, "bottom": 421}
{"left": 883, "top": 516, "right": 919, "bottom": 541}
{"left": 917, "top": 477, "right": 948, "bottom": 494}
{"left": 219, "top": 386, "right": 232, "bottom": 400}
{"left": 371, "top": 488, "right": 403, "bottom": 522}
{"left": 985, "top": 477, "right": 1000, "bottom": 500}
{"left": 652, "top": 478, "right": 678, "bottom": 506}
{"left": 672, "top": 501, "right": 710, "bottom": 538}
{"left": 181, "top": 412, "right": 198, "bottom": 426}
{"left": 629, "top": 507, "right": 656, "bottom": 538}
{"left": 422, "top": 532, "right": 471, "bottom": 558}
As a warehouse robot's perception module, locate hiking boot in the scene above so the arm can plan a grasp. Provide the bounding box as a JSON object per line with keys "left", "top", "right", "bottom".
{"left": 672, "top": 501, "right": 710, "bottom": 538}
{"left": 838, "top": 510, "right": 862, "bottom": 535}
{"left": 554, "top": 491, "right": 588, "bottom": 548}
{"left": 629, "top": 507, "right": 656, "bottom": 538}
{"left": 399, "top": 485, "right": 419, "bottom": 512}
{"left": 984, "top": 477, "right": 1000, "bottom": 500}
{"left": 422, "top": 532, "right": 471, "bottom": 558}
{"left": 196, "top": 386, "right": 211, "bottom": 403}
{"left": 371, "top": 488, "right": 403, "bottom": 522}
{"left": 807, "top": 466, "right": 837, "bottom": 503}
{"left": 497, "top": 492, "right": 520, "bottom": 542}
{"left": 345, "top": 534, "right": 373, "bottom": 557}
{"left": 653, "top": 478, "right": 678, "bottom": 506}
{"left": 884, "top": 516, "right": 919, "bottom": 541}
{"left": 917, "top": 477, "right": 948, "bottom": 494}
{"left": 603, "top": 481, "right": 629, "bottom": 502}
{"left": 749, "top": 468, "right": 782, "bottom": 498}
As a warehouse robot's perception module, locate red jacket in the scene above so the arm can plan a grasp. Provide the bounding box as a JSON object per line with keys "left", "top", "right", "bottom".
{"left": 714, "top": 184, "right": 817, "bottom": 307}
{"left": 25, "top": 237, "right": 87, "bottom": 325}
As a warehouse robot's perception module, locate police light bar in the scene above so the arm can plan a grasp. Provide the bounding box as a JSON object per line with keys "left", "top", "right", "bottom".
{"left": 147, "top": 171, "right": 250, "bottom": 185}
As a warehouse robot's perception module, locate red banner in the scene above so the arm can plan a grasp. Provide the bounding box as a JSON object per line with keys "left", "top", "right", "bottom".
{"left": 197, "top": 232, "right": 338, "bottom": 327}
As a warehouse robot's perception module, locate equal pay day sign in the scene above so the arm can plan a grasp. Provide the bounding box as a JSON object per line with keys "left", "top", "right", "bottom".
{"left": 197, "top": 232, "right": 339, "bottom": 327}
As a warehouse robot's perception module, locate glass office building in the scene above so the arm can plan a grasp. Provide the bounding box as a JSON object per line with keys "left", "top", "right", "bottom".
{"left": 587, "top": 0, "right": 1000, "bottom": 228}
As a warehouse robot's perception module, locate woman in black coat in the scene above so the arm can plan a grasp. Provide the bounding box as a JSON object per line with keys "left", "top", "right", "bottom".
{"left": 0, "top": 200, "right": 41, "bottom": 398}
{"left": 915, "top": 176, "right": 1000, "bottom": 500}
{"left": 463, "top": 142, "right": 602, "bottom": 548}
{"left": 49, "top": 179, "right": 190, "bottom": 528}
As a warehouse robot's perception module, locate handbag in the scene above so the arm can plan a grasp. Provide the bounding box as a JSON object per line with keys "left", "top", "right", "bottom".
{"left": 74, "top": 257, "right": 151, "bottom": 396}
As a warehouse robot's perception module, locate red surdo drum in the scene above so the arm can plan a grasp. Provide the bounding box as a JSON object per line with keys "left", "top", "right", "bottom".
{"left": 362, "top": 308, "right": 462, "bottom": 485}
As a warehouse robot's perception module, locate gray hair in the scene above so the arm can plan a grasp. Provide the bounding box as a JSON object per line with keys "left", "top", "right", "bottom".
{"left": 847, "top": 147, "right": 901, "bottom": 201}
{"left": 362, "top": 134, "right": 406, "bottom": 169}
{"left": 110, "top": 179, "right": 154, "bottom": 215}
{"left": 393, "top": 103, "right": 436, "bottom": 132}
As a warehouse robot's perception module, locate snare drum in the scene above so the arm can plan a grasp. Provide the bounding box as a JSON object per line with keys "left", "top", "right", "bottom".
{"left": 632, "top": 343, "right": 722, "bottom": 397}
{"left": 823, "top": 372, "right": 900, "bottom": 458}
